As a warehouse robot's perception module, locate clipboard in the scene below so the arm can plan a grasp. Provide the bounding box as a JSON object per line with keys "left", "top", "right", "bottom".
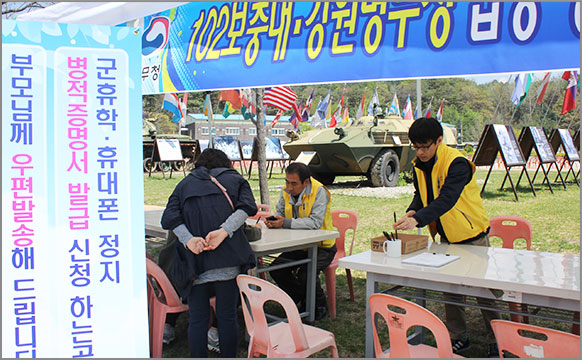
{"left": 402, "top": 252, "right": 459, "bottom": 267}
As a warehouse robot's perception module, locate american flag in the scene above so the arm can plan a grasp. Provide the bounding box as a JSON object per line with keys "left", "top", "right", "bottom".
{"left": 264, "top": 86, "right": 298, "bottom": 111}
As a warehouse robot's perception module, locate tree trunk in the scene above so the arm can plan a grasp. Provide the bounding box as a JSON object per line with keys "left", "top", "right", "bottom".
{"left": 255, "top": 88, "right": 270, "bottom": 206}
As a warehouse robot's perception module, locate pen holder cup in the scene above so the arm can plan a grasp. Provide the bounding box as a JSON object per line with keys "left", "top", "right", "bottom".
{"left": 382, "top": 239, "right": 402, "bottom": 257}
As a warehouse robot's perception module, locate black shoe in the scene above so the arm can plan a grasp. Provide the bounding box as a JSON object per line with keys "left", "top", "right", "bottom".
{"left": 314, "top": 305, "right": 328, "bottom": 321}
{"left": 487, "top": 343, "right": 499, "bottom": 358}
{"left": 451, "top": 338, "right": 471, "bottom": 354}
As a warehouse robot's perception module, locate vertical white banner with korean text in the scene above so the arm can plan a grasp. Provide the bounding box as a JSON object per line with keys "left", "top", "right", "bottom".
{"left": 2, "top": 21, "right": 148, "bottom": 357}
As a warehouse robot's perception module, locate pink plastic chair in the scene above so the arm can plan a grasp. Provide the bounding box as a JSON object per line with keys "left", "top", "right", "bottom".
{"left": 236, "top": 274, "right": 339, "bottom": 358}
{"left": 324, "top": 209, "right": 358, "bottom": 318}
{"left": 491, "top": 319, "right": 580, "bottom": 358}
{"left": 368, "top": 293, "right": 464, "bottom": 358}
{"left": 146, "top": 258, "right": 189, "bottom": 358}
{"left": 489, "top": 216, "right": 532, "bottom": 324}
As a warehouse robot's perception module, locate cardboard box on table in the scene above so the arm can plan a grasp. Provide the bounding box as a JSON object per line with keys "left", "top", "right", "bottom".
{"left": 371, "top": 233, "right": 429, "bottom": 255}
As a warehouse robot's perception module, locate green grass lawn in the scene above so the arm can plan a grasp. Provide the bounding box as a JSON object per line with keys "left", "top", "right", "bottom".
{"left": 145, "top": 165, "right": 580, "bottom": 358}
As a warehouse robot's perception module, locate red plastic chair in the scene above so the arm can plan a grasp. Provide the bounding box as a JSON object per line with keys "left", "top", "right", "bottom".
{"left": 491, "top": 319, "right": 580, "bottom": 358}
{"left": 236, "top": 274, "right": 339, "bottom": 358}
{"left": 368, "top": 293, "right": 464, "bottom": 358}
{"left": 489, "top": 216, "right": 532, "bottom": 250}
{"left": 324, "top": 209, "right": 358, "bottom": 319}
{"left": 489, "top": 215, "right": 533, "bottom": 324}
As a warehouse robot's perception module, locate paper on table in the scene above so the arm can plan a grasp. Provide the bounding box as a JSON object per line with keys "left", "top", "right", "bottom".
{"left": 402, "top": 252, "right": 459, "bottom": 267}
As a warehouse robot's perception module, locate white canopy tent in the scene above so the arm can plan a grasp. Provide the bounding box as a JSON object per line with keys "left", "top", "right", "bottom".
{"left": 17, "top": 2, "right": 187, "bottom": 26}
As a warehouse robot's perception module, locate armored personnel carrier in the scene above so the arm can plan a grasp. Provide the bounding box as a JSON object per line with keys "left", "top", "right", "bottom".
{"left": 282, "top": 114, "right": 457, "bottom": 187}
{"left": 143, "top": 118, "right": 197, "bottom": 172}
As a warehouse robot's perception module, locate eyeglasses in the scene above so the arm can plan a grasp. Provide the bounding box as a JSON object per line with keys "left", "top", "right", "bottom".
{"left": 412, "top": 142, "right": 434, "bottom": 151}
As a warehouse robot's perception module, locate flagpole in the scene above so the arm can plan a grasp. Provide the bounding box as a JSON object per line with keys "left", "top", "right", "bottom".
{"left": 492, "top": 75, "right": 512, "bottom": 121}
{"left": 541, "top": 79, "right": 560, "bottom": 128}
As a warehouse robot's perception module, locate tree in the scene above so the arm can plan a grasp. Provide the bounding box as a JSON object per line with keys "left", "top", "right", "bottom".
{"left": 2, "top": 2, "right": 53, "bottom": 19}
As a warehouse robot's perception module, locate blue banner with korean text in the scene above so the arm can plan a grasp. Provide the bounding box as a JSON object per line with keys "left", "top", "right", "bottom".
{"left": 142, "top": 1, "right": 580, "bottom": 94}
{"left": 2, "top": 21, "right": 148, "bottom": 357}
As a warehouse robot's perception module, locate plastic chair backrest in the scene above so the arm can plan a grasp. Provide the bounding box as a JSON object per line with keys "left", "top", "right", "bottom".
{"left": 331, "top": 209, "right": 358, "bottom": 259}
{"left": 491, "top": 319, "right": 580, "bottom": 358}
{"left": 146, "top": 258, "right": 184, "bottom": 308}
{"left": 489, "top": 216, "right": 532, "bottom": 250}
{"left": 368, "top": 293, "right": 454, "bottom": 358}
{"left": 236, "top": 274, "right": 309, "bottom": 354}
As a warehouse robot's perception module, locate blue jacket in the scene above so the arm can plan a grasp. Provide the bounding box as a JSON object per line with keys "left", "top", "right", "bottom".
{"left": 161, "top": 166, "right": 257, "bottom": 294}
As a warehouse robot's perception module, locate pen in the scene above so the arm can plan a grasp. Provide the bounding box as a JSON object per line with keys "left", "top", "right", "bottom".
{"left": 255, "top": 217, "right": 261, "bottom": 224}
{"left": 393, "top": 211, "right": 398, "bottom": 239}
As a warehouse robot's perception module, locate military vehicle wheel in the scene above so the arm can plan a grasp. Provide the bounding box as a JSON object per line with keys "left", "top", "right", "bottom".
{"left": 313, "top": 173, "right": 335, "bottom": 185}
{"left": 144, "top": 158, "right": 154, "bottom": 172}
{"left": 172, "top": 161, "right": 184, "bottom": 171}
{"left": 370, "top": 149, "right": 399, "bottom": 187}
{"left": 157, "top": 161, "right": 172, "bottom": 172}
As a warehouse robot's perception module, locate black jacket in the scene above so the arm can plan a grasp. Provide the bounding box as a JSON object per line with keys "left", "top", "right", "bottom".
{"left": 161, "top": 166, "right": 257, "bottom": 294}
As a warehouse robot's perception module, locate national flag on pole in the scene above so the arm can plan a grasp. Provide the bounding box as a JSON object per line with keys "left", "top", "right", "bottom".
{"left": 264, "top": 86, "right": 298, "bottom": 111}
{"left": 356, "top": 92, "right": 366, "bottom": 120}
{"left": 561, "top": 71, "right": 578, "bottom": 115}
{"left": 403, "top": 96, "right": 414, "bottom": 120}
{"left": 367, "top": 89, "right": 380, "bottom": 115}
{"left": 413, "top": 107, "right": 418, "bottom": 120}
{"left": 342, "top": 106, "right": 349, "bottom": 124}
{"left": 316, "top": 89, "right": 331, "bottom": 122}
{"left": 311, "top": 98, "right": 326, "bottom": 128}
{"left": 203, "top": 94, "right": 213, "bottom": 125}
{"left": 536, "top": 72, "right": 551, "bottom": 105}
{"left": 330, "top": 90, "right": 344, "bottom": 128}
{"left": 511, "top": 73, "right": 533, "bottom": 105}
{"left": 271, "top": 109, "right": 283, "bottom": 128}
{"left": 291, "top": 100, "right": 302, "bottom": 130}
{"left": 162, "top": 93, "right": 183, "bottom": 123}
{"left": 388, "top": 93, "right": 400, "bottom": 116}
{"left": 436, "top": 99, "right": 445, "bottom": 122}
{"left": 241, "top": 88, "right": 256, "bottom": 123}
{"left": 423, "top": 98, "right": 433, "bottom": 117}
{"left": 301, "top": 87, "right": 315, "bottom": 122}
{"left": 219, "top": 89, "right": 242, "bottom": 109}
{"left": 223, "top": 102, "right": 231, "bottom": 118}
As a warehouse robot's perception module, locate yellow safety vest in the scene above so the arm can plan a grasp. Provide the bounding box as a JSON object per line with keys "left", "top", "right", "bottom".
{"left": 283, "top": 178, "right": 335, "bottom": 248}
{"left": 414, "top": 143, "right": 489, "bottom": 243}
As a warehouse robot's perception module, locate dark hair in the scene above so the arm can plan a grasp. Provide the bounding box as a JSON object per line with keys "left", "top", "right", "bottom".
{"left": 195, "top": 148, "right": 232, "bottom": 169}
{"left": 286, "top": 162, "right": 311, "bottom": 183}
{"left": 408, "top": 117, "right": 443, "bottom": 144}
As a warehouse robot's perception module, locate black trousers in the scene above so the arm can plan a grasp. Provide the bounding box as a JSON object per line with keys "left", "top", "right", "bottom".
{"left": 269, "top": 245, "right": 336, "bottom": 308}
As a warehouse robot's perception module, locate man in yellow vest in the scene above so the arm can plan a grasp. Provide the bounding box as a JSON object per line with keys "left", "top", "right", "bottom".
{"left": 393, "top": 117, "right": 500, "bottom": 358}
{"left": 265, "top": 162, "right": 336, "bottom": 321}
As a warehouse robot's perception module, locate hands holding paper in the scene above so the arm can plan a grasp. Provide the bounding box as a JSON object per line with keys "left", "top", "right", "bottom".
{"left": 393, "top": 210, "right": 419, "bottom": 231}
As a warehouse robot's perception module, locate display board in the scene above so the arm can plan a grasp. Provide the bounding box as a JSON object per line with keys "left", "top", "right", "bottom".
{"left": 240, "top": 140, "right": 253, "bottom": 160}
{"left": 519, "top": 127, "right": 556, "bottom": 163}
{"left": 155, "top": 139, "right": 184, "bottom": 161}
{"left": 2, "top": 20, "right": 148, "bottom": 357}
{"left": 549, "top": 129, "right": 580, "bottom": 185}
{"left": 473, "top": 124, "right": 535, "bottom": 201}
{"left": 574, "top": 130, "right": 580, "bottom": 152}
{"left": 558, "top": 129, "right": 580, "bottom": 161}
{"left": 516, "top": 127, "right": 564, "bottom": 193}
{"left": 212, "top": 136, "right": 242, "bottom": 161}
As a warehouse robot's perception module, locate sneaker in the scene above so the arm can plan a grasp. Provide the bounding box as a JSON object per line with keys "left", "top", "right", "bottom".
{"left": 487, "top": 343, "right": 499, "bottom": 358}
{"left": 207, "top": 327, "right": 220, "bottom": 353}
{"left": 451, "top": 338, "right": 471, "bottom": 354}
{"left": 162, "top": 324, "right": 176, "bottom": 345}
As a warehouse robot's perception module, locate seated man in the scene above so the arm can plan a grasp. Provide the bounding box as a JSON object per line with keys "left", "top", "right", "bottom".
{"left": 265, "top": 162, "right": 336, "bottom": 321}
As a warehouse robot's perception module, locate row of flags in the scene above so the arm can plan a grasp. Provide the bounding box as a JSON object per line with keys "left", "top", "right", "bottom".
{"left": 512, "top": 71, "right": 578, "bottom": 116}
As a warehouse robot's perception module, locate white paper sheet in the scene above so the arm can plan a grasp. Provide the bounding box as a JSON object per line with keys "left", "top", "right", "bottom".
{"left": 402, "top": 252, "right": 460, "bottom": 267}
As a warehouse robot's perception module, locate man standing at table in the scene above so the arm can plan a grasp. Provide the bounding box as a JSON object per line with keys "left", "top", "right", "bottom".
{"left": 393, "top": 117, "right": 501, "bottom": 357}
{"left": 265, "top": 162, "right": 336, "bottom": 321}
